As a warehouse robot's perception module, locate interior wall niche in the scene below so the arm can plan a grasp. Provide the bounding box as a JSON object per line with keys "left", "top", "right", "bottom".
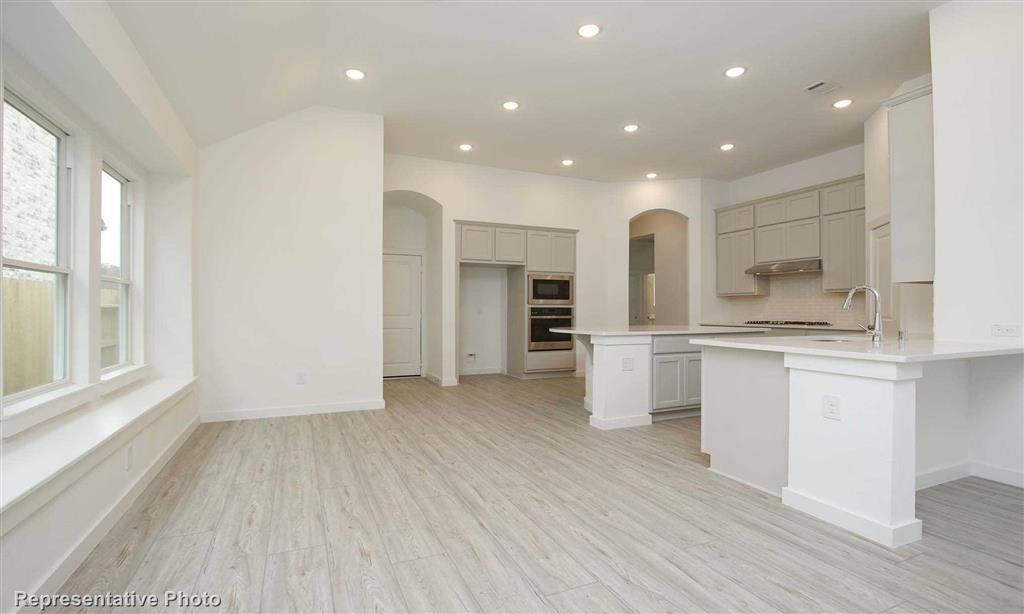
{"left": 628, "top": 210, "right": 689, "bottom": 325}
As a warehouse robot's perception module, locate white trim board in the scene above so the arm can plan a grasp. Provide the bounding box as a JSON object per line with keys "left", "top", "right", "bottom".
{"left": 200, "top": 398, "right": 386, "bottom": 422}
{"left": 32, "top": 416, "right": 199, "bottom": 602}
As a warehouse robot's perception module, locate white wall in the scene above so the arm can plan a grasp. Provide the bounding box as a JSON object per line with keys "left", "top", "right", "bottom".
{"left": 196, "top": 106, "right": 384, "bottom": 419}
{"left": 458, "top": 266, "right": 507, "bottom": 375}
{"left": 726, "top": 144, "right": 864, "bottom": 205}
{"left": 930, "top": 1, "right": 1023, "bottom": 343}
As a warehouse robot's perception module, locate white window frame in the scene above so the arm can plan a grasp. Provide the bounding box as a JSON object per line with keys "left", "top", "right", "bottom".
{"left": 99, "top": 164, "right": 132, "bottom": 373}
{"left": 2, "top": 89, "right": 72, "bottom": 403}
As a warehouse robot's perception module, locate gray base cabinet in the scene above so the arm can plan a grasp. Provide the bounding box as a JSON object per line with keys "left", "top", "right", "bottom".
{"left": 652, "top": 350, "right": 701, "bottom": 410}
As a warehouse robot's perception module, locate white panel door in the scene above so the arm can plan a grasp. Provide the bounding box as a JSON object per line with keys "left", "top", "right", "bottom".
{"left": 383, "top": 254, "right": 422, "bottom": 377}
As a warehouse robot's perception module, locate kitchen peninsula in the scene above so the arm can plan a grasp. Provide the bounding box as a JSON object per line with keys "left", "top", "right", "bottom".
{"left": 691, "top": 334, "right": 1023, "bottom": 547}
{"left": 551, "top": 325, "right": 767, "bottom": 430}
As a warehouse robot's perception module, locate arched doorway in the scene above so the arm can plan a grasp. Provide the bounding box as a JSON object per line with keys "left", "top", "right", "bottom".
{"left": 628, "top": 209, "right": 689, "bottom": 325}
{"left": 382, "top": 190, "right": 443, "bottom": 381}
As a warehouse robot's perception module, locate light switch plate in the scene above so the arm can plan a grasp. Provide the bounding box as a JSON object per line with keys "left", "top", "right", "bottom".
{"left": 822, "top": 395, "right": 841, "bottom": 420}
{"left": 622, "top": 357, "right": 634, "bottom": 371}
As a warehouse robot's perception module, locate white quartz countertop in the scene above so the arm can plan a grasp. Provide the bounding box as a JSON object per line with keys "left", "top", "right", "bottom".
{"left": 700, "top": 321, "right": 863, "bottom": 332}
{"left": 690, "top": 334, "right": 1024, "bottom": 363}
{"left": 551, "top": 325, "right": 769, "bottom": 337}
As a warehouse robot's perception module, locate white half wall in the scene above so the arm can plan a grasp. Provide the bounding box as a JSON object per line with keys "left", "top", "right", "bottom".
{"left": 196, "top": 106, "right": 384, "bottom": 420}
{"left": 930, "top": 1, "right": 1023, "bottom": 343}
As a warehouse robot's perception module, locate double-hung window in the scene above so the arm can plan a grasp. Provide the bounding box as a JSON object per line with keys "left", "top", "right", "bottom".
{"left": 100, "top": 166, "right": 131, "bottom": 370}
{"left": 2, "top": 92, "right": 70, "bottom": 398}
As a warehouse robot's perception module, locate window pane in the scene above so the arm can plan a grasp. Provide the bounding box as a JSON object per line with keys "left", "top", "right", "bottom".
{"left": 2, "top": 101, "right": 59, "bottom": 266}
{"left": 101, "top": 281, "right": 128, "bottom": 368}
{"left": 100, "top": 170, "right": 123, "bottom": 277}
{"left": 2, "top": 267, "right": 64, "bottom": 395}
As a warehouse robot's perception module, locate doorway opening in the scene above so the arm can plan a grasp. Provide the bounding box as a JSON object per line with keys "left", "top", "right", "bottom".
{"left": 383, "top": 190, "right": 443, "bottom": 380}
{"left": 628, "top": 210, "right": 689, "bottom": 325}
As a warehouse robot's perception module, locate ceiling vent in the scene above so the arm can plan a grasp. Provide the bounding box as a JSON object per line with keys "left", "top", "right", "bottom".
{"left": 804, "top": 80, "right": 839, "bottom": 96}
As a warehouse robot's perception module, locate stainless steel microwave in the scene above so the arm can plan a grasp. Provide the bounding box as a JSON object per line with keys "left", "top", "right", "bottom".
{"left": 528, "top": 274, "right": 573, "bottom": 305}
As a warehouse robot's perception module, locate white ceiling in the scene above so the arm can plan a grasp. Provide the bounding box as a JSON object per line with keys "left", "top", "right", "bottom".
{"left": 109, "top": 1, "right": 937, "bottom": 181}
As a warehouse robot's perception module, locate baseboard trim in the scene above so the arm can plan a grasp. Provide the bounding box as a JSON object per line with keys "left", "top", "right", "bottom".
{"left": 424, "top": 372, "right": 442, "bottom": 386}
{"left": 916, "top": 462, "right": 971, "bottom": 490}
{"left": 459, "top": 367, "right": 504, "bottom": 376}
{"left": 35, "top": 415, "right": 199, "bottom": 599}
{"left": 441, "top": 377, "right": 459, "bottom": 387}
{"left": 201, "top": 398, "right": 386, "bottom": 422}
{"left": 707, "top": 466, "right": 781, "bottom": 497}
{"left": 589, "top": 413, "right": 652, "bottom": 430}
{"left": 970, "top": 461, "right": 1024, "bottom": 487}
{"left": 782, "top": 487, "right": 922, "bottom": 547}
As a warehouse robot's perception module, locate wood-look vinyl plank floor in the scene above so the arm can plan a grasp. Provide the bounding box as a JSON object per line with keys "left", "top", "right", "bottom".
{"left": 59, "top": 375, "right": 1023, "bottom": 613}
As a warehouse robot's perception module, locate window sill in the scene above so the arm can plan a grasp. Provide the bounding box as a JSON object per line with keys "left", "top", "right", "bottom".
{"left": 1, "top": 376, "right": 197, "bottom": 528}
{"left": 1, "top": 365, "right": 149, "bottom": 439}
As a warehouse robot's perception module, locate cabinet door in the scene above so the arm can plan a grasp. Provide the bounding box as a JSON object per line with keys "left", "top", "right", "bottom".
{"left": 732, "top": 229, "right": 756, "bottom": 293}
{"left": 460, "top": 225, "right": 494, "bottom": 262}
{"left": 756, "top": 223, "right": 787, "bottom": 263}
{"left": 755, "top": 199, "right": 787, "bottom": 226}
{"left": 717, "top": 205, "right": 753, "bottom": 234}
{"left": 852, "top": 180, "right": 866, "bottom": 210}
{"left": 851, "top": 210, "right": 866, "bottom": 287}
{"left": 821, "top": 183, "right": 852, "bottom": 215}
{"left": 652, "top": 353, "right": 685, "bottom": 410}
{"left": 822, "top": 212, "right": 852, "bottom": 291}
{"left": 551, "top": 233, "right": 576, "bottom": 272}
{"left": 787, "top": 191, "right": 820, "bottom": 221}
{"left": 682, "top": 354, "right": 702, "bottom": 406}
{"left": 786, "top": 218, "right": 820, "bottom": 259}
{"left": 527, "top": 231, "right": 552, "bottom": 271}
{"left": 890, "top": 94, "right": 934, "bottom": 283}
{"left": 494, "top": 228, "right": 526, "bottom": 263}
{"left": 716, "top": 233, "right": 734, "bottom": 294}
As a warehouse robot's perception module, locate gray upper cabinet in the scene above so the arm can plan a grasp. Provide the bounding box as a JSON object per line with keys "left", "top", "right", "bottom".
{"left": 786, "top": 218, "right": 820, "bottom": 259}
{"left": 755, "top": 199, "right": 787, "bottom": 226}
{"left": 755, "top": 223, "right": 787, "bottom": 263}
{"left": 821, "top": 180, "right": 866, "bottom": 216}
{"left": 718, "top": 229, "right": 767, "bottom": 295}
{"left": 494, "top": 228, "right": 526, "bottom": 263}
{"left": 889, "top": 92, "right": 934, "bottom": 283}
{"left": 822, "top": 209, "right": 867, "bottom": 292}
{"left": 717, "top": 205, "right": 754, "bottom": 234}
{"left": 786, "top": 191, "right": 820, "bottom": 221}
{"left": 459, "top": 225, "right": 494, "bottom": 262}
{"left": 527, "top": 230, "right": 575, "bottom": 272}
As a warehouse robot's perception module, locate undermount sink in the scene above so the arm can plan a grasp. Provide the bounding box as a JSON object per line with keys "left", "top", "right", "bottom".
{"left": 807, "top": 336, "right": 862, "bottom": 343}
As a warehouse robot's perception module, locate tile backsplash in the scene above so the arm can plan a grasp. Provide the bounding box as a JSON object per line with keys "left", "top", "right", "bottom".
{"left": 722, "top": 272, "right": 867, "bottom": 328}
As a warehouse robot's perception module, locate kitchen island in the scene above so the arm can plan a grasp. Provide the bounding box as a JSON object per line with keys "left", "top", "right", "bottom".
{"left": 691, "top": 333, "right": 1023, "bottom": 547}
{"left": 551, "top": 325, "right": 767, "bottom": 430}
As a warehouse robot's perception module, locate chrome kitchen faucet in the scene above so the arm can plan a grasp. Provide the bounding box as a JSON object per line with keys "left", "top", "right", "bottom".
{"left": 843, "top": 285, "right": 883, "bottom": 346}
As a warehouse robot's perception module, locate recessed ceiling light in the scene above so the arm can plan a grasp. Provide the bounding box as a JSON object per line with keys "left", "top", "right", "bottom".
{"left": 459, "top": 143, "right": 473, "bottom": 152}
{"left": 561, "top": 159, "right": 575, "bottom": 167}
{"left": 832, "top": 99, "right": 853, "bottom": 109}
{"left": 646, "top": 172, "right": 658, "bottom": 179}
{"left": 623, "top": 124, "right": 639, "bottom": 133}
{"left": 720, "top": 143, "right": 735, "bottom": 151}
{"left": 724, "top": 66, "right": 747, "bottom": 78}
{"left": 577, "top": 24, "right": 601, "bottom": 38}
{"left": 345, "top": 68, "right": 365, "bottom": 80}
{"left": 503, "top": 100, "right": 520, "bottom": 111}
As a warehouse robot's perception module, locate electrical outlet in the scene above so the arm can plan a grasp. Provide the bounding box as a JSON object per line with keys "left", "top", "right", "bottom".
{"left": 467, "top": 353, "right": 477, "bottom": 363}
{"left": 124, "top": 445, "right": 134, "bottom": 471}
{"left": 621, "top": 357, "right": 634, "bottom": 371}
{"left": 295, "top": 371, "right": 307, "bottom": 385}
{"left": 991, "top": 324, "right": 1022, "bottom": 338}
{"left": 822, "top": 395, "right": 841, "bottom": 421}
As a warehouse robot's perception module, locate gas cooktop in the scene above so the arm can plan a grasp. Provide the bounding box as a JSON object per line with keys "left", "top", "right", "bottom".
{"left": 745, "top": 320, "right": 833, "bottom": 327}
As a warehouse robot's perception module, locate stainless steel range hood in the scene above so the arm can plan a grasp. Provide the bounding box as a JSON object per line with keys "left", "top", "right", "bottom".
{"left": 744, "top": 258, "right": 822, "bottom": 276}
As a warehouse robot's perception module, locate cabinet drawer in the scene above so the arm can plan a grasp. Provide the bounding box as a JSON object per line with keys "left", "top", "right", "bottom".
{"left": 653, "top": 336, "right": 696, "bottom": 354}
{"left": 525, "top": 350, "right": 575, "bottom": 372}
{"left": 755, "top": 199, "right": 787, "bottom": 226}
